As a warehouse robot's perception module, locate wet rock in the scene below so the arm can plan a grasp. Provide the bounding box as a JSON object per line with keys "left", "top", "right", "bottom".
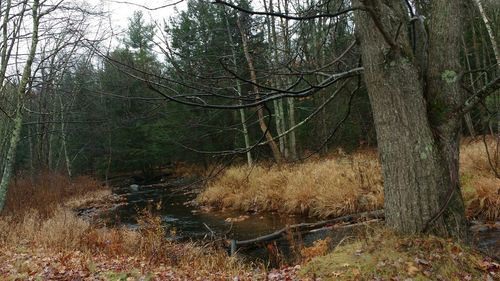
{"left": 471, "top": 224, "right": 489, "bottom": 232}
{"left": 225, "top": 215, "right": 250, "bottom": 223}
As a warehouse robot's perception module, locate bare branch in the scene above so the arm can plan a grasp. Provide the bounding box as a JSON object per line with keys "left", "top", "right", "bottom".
{"left": 213, "top": 0, "right": 365, "bottom": 21}
{"left": 108, "top": 0, "right": 184, "bottom": 11}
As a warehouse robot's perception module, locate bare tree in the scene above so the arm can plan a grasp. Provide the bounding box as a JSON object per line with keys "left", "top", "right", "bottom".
{"left": 0, "top": 0, "right": 106, "bottom": 212}
{"left": 0, "top": 0, "right": 41, "bottom": 212}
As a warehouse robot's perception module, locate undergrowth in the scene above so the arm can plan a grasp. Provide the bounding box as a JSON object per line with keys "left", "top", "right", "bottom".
{"left": 198, "top": 151, "right": 383, "bottom": 218}
{"left": 2, "top": 172, "right": 102, "bottom": 218}
{"left": 199, "top": 137, "right": 500, "bottom": 221}
{"left": 460, "top": 137, "right": 500, "bottom": 221}
{"left": 0, "top": 173, "right": 248, "bottom": 279}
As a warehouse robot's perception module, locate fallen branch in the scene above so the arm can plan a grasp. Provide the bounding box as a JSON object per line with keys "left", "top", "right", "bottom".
{"left": 231, "top": 210, "right": 384, "bottom": 250}
{"left": 139, "top": 182, "right": 177, "bottom": 189}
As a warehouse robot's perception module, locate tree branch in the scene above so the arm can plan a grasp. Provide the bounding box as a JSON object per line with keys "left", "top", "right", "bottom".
{"left": 213, "top": 0, "right": 365, "bottom": 21}
{"left": 458, "top": 75, "right": 500, "bottom": 116}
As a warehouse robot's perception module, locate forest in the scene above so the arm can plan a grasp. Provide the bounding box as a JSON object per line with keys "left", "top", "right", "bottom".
{"left": 0, "top": 0, "right": 499, "bottom": 280}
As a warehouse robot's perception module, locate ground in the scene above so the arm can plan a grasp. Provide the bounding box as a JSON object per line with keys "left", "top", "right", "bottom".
{"left": 1, "top": 138, "right": 500, "bottom": 280}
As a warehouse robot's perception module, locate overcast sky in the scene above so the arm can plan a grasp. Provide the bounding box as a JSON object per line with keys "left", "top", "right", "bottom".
{"left": 98, "top": 0, "right": 187, "bottom": 39}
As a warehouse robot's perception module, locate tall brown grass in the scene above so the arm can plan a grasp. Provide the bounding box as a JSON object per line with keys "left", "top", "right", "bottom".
{"left": 460, "top": 137, "right": 500, "bottom": 221}
{"left": 198, "top": 151, "right": 383, "bottom": 218}
{"left": 3, "top": 172, "right": 103, "bottom": 219}
{"left": 199, "top": 138, "right": 500, "bottom": 221}
{"left": 0, "top": 172, "right": 246, "bottom": 274}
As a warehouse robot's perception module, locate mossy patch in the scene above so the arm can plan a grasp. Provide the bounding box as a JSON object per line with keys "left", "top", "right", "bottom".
{"left": 300, "top": 227, "right": 497, "bottom": 280}
{"left": 441, "top": 70, "right": 459, "bottom": 84}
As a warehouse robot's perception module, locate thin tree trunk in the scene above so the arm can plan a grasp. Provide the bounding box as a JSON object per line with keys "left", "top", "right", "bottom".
{"left": 264, "top": 0, "right": 288, "bottom": 158}
{"left": 281, "top": 0, "right": 298, "bottom": 160}
{"left": 273, "top": 100, "right": 285, "bottom": 154}
{"left": 462, "top": 36, "right": 477, "bottom": 137}
{"left": 59, "top": 95, "right": 72, "bottom": 178}
{"left": 287, "top": 98, "right": 298, "bottom": 160}
{"left": 473, "top": 0, "right": 500, "bottom": 66}
{"left": 237, "top": 16, "right": 283, "bottom": 163}
{"left": 0, "top": 0, "right": 40, "bottom": 212}
{"left": 224, "top": 11, "right": 253, "bottom": 167}
{"left": 238, "top": 98, "right": 253, "bottom": 167}
{"left": 473, "top": 0, "right": 500, "bottom": 137}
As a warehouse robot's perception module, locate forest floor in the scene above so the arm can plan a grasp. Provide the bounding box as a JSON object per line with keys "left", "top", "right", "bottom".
{"left": 1, "top": 137, "right": 500, "bottom": 280}
{"left": 0, "top": 173, "right": 303, "bottom": 280}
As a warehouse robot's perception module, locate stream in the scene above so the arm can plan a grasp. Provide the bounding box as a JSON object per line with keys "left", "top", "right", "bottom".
{"left": 97, "top": 177, "right": 500, "bottom": 262}
{"left": 106, "top": 178, "right": 317, "bottom": 242}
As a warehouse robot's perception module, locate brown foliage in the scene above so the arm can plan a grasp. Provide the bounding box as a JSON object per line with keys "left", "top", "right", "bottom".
{"left": 0, "top": 172, "right": 248, "bottom": 279}
{"left": 198, "top": 150, "right": 383, "bottom": 218}
{"left": 200, "top": 139, "right": 500, "bottom": 221}
{"left": 3, "top": 172, "right": 103, "bottom": 219}
{"left": 461, "top": 137, "right": 500, "bottom": 221}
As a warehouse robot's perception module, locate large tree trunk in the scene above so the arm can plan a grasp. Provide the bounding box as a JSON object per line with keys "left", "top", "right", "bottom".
{"left": 353, "top": 0, "right": 468, "bottom": 239}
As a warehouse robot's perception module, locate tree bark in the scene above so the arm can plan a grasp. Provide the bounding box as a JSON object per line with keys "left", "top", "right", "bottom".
{"left": 353, "top": 0, "right": 468, "bottom": 239}
{"left": 264, "top": 0, "right": 289, "bottom": 159}
{"left": 281, "top": 0, "right": 298, "bottom": 160}
{"left": 0, "top": 0, "right": 40, "bottom": 212}
{"left": 237, "top": 16, "right": 283, "bottom": 163}
{"left": 426, "top": 0, "right": 469, "bottom": 238}
{"left": 224, "top": 11, "right": 253, "bottom": 167}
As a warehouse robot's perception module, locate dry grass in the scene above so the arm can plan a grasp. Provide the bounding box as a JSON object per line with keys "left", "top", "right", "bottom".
{"left": 198, "top": 151, "right": 383, "bottom": 218}
{"left": 199, "top": 138, "right": 500, "bottom": 221}
{"left": 460, "top": 137, "right": 500, "bottom": 177}
{"left": 461, "top": 137, "right": 500, "bottom": 221}
{"left": 2, "top": 172, "right": 103, "bottom": 219}
{"left": 0, "top": 172, "right": 248, "bottom": 279}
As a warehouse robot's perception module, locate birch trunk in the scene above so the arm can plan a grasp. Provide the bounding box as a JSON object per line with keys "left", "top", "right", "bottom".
{"left": 473, "top": 0, "right": 500, "bottom": 137}
{"left": 280, "top": 0, "right": 297, "bottom": 160}
{"left": 59, "top": 95, "right": 72, "bottom": 178}
{"left": 0, "top": 0, "right": 40, "bottom": 212}
{"left": 473, "top": 0, "right": 500, "bottom": 66}
{"left": 264, "top": 0, "right": 288, "bottom": 158}
{"left": 224, "top": 10, "right": 252, "bottom": 166}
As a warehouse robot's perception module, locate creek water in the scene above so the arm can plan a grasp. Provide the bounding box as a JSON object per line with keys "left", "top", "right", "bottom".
{"left": 101, "top": 178, "right": 500, "bottom": 262}
{"left": 105, "top": 179, "right": 316, "bottom": 242}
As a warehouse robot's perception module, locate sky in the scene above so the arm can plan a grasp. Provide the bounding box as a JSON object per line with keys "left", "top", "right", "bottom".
{"left": 98, "top": 0, "right": 187, "bottom": 40}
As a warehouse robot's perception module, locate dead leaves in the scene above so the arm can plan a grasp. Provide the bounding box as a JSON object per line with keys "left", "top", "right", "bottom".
{"left": 0, "top": 246, "right": 307, "bottom": 281}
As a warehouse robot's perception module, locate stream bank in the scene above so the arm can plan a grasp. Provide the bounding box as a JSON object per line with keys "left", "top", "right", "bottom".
{"left": 79, "top": 177, "right": 500, "bottom": 263}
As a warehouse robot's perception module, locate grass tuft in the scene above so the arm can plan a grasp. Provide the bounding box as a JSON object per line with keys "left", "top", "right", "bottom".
{"left": 199, "top": 138, "right": 500, "bottom": 221}
{"left": 198, "top": 151, "right": 383, "bottom": 218}
{"left": 461, "top": 137, "right": 500, "bottom": 221}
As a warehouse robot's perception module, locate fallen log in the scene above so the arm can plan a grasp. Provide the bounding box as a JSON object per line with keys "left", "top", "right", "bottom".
{"left": 229, "top": 209, "right": 384, "bottom": 255}
{"left": 138, "top": 182, "right": 177, "bottom": 188}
